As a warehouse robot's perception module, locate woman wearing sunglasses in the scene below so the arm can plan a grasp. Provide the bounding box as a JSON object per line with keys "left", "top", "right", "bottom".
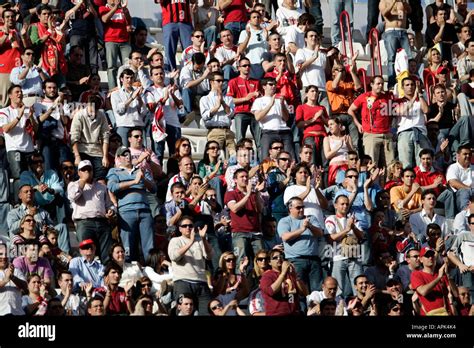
{"left": 207, "top": 298, "right": 246, "bottom": 316}
{"left": 10, "top": 214, "right": 46, "bottom": 258}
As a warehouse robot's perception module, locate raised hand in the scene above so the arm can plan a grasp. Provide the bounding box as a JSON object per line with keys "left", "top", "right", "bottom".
{"left": 198, "top": 224, "right": 207, "bottom": 238}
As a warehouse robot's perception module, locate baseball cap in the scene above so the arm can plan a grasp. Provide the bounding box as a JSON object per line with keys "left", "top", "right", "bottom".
{"left": 78, "top": 160, "right": 92, "bottom": 171}
{"left": 115, "top": 146, "right": 130, "bottom": 157}
{"left": 79, "top": 239, "right": 94, "bottom": 249}
{"left": 419, "top": 246, "right": 435, "bottom": 258}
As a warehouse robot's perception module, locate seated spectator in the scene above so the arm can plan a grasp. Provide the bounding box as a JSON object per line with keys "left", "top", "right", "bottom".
{"left": 87, "top": 296, "right": 105, "bottom": 316}
{"left": 175, "top": 293, "right": 195, "bottom": 316}
{"left": 365, "top": 250, "right": 398, "bottom": 290}
{"left": 260, "top": 139, "right": 284, "bottom": 175}
{"left": 267, "top": 150, "right": 292, "bottom": 223}
{"left": 197, "top": 141, "right": 225, "bottom": 207}
{"left": 384, "top": 160, "right": 403, "bottom": 191}
{"left": 67, "top": 160, "right": 114, "bottom": 263}
{"left": 166, "top": 155, "right": 195, "bottom": 202}
{"left": 22, "top": 273, "right": 50, "bottom": 316}
{"left": 455, "top": 286, "right": 474, "bottom": 316}
{"left": 181, "top": 29, "right": 209, "bottom": 67}
{"left": 69, "top": 239, "right": 104, "bottom": 292}
{"left": 13, "top": 241, "right": 54, "bottom": 289}
{"left": 166, "top": 137, "right": 193, "bottom": 179}
{"left": 10, "top": 48, "right": 48, "bottom": 107}
{"left": 0, "top": 242, "right": 27, "bottom": 315}
{"left": 323, "top": 118, "right": 353, "bottom": 186}
{"left": 446, "top": 145, "right": 474, "bottom": 211}
{"left": 78, "top": 74, "right": 107, "bottom": 109}
{"left": 425, "top": 7, "right": 458, "bottom": 61}
{"left": 107, "top": 146, "right": 156, "bottom": 262}
{"left": 208, "top": 298, "right": 245, "bottom": 316}
{"left": 307, "top": 276, "right": 346, "bottom": 316}
{"left": 55, "top": 270, "right": 89, "bottom": 316}
{"left": 224, "top": 145, "right": 259, "bottom": 191}
{"left": 7, "top": 184, "right": 70, "bottom": 254}
{"left": 395, "top": 248, "right": 421, "bottom": 293}
{"left": 214, "top": 29, "right": 239, "bottom": 87}
{"left": 390, "top": 168, "right": 422, "bottom": 221}
{"left": 409, "top": 190, "right": 448, "bottom": 239}
{"left": 453, "top": 194, "right": 474, "bottom": 235}
{"left": 10, "top": 214, "right": 46, "bottom": 259}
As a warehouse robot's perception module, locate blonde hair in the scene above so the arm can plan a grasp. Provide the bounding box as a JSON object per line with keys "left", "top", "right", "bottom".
{"left": 218, "top": 251, "right": 236, "bottom": 273}
{"left": 387, "top": 160, "right": 403, "bottom": 181}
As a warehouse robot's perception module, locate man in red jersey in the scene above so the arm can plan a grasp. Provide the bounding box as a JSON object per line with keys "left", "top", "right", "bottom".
{"left": 155, "top": 0, "right": 194, "bottom": 71}
{"left": 348, "top": 75, "right": 394, "bottom": 168}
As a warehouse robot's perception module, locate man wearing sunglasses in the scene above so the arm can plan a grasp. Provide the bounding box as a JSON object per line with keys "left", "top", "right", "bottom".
{"left": 200, "top": 71, "right": 236, "bottom": 159}
{"left": 278, "top": 196, "right": 324, "bottom": 293}
{"left": 238, "top": 10, "right": 267, "bottom": 80}
{"left": 181, "top": 30, "right": 209, "bottom": 67}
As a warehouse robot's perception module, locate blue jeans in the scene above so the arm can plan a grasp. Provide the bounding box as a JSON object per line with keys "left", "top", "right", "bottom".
{"left": 118, "top": 208, "right": 155, "bottom": 263}
{"left": 234, "top": 112, "right": 261, "bottom": 146}
{"left": 75, "top": 218, "right": 113, "bottom": 263}
{"left": 154, "top": 124, "right": 182, "bottom": 162}
{"left": 232, "top": 232, "right": 263, "bottom": 273}
{"left": 224, "top": 22, "right": 247, "bottom": 45}
{"left": 222, "top": 64, "right": 238, "bottom": 92}
{"left": 331, "top": 258, "right": 364, "bottom": 297}
{"left": 287, "top": 256, "right": 323, "bottom": 292}
{"left": 455, "top": 188, "right": 474, "bottom": 211}
{"left": 438, "top": 188, "right": 456, "bottom": 219}
{"left": 461, "top": 272, "right": 474, "bottom": 304}
{"left": 330, "top": 0, "right": 354, "bottom": 46}
{"left": 163, "top": 22, "right": 193, "bottom": 71}
{"left": 42, "top": 138, "right": 71, "bottom": 172}
{"left": 181, "top": 87, "right": 196, "bottom": 114}
{"left": 116, "top": 126, "right": 133, "bottom": 147}
{"left": 55, "top": 223, "right": 70, "bottom": 255}
{"left": 173, "top": 279, "right": 212, "bottom": 316}
{"left": 105, "top": 41, "right": 131, "bottom": 89}
{"left": 309, "top": 0, "right": 323, "bottom": 35}
{"left": 203, "top": 25, "right": 217, "bottom": 47}
{"left": 382, "top": 29, "right": 411, "bottom": 88}
{"left": 397, "top": 129, "right": 432, "bottom": 169}
{"left": 260, "top": 130, "right": 295, "bottom": 162}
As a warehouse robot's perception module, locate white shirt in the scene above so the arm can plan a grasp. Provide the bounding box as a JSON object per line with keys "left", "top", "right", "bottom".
{"left": 453, "top": 209, "right": 470, "bottom": 235}
{"left": 199, "top": 91, "right": 235, "bottom": 128}
{"left": 396, "top": 99, "right": 427, "bottom": 134}
{"left": 276, "top": 7, "right": 303, "bottom": 36}
{"left": 144, "top": 85, "right": 181, "bottom": 128}
{"left": 214, "top": 44, "right": 238, "bottom": 68}
{"left": 33, "top": 99, "right": 72, "bottom": 140}
{"left": 446, "top": 162, "right": 474, "bottom": 192}
{"left": 284, "top": 25, "right": 305, "bottom": 51}
{"left": 110, "top": 87, "right": 148, "bottom": 127}
{"left": 0, "top": 268, "right": 25, "bottom": 315}
{"left": 294, "top": 47, "right": 327, "bottom": 90}
{"left": 409, "top": 209, "right": 447, "bottom": 238}
{"left": 251, "top": 96, "right": 290, "bottom": 131}
{"left": 0, "top": 106, "right": 35, "bottom": 152}
{"left": 283, "top": 184, "right": 324, "bottom": 227}
{"left": 179, "top": 65, "right": 210, "bottom": 95}
{"left": 238, "top": 28, "right": 268, "bottom": 65}
{"left": 324, "top": 215, "right": 359, "bottom": 262}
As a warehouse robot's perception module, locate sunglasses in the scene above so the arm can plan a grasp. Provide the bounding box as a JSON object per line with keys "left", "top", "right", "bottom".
{"left": 24, "top": 219, "right": 35, "bottom": 223}
{"left": 240, "top": 64, "right": 250, "bottom": 68}
{"left": 79, "top": 167, "right": 92, "bottom": 172}
{"left": 180, "top": 224, "right": 194, "bottom": 229}
{"left": 211, "top": 304, "right": 223, "bottom": 311}
{"left": 213, "top": 79, "right": 224, "bottom": 83}
{"left": 62, "top": 165, "right": 74, "bottom": 170}
{"left": 194, "top": 35, "right": 204, "bottom": 38}
{"left": 266, "top": 83, "right": 276, "bottom": 86}
{"left": 271, "top": 255, "right": 284, "bottom": 260}
{"left": 182, "top": 144, "right": 191, "bottom": 148}
{"left": 272, "top": 146, "right": 283, "bottom": 150}
{"left": 278, "top": 157, "right": 290, "bottom": 161}
{"left": 25, "top": 52, "right": 34, "bottom": 56}
{"left": 208, "top": 146, "right": 219, "bottom": 150}
{"left": 132, "top": 135, "right": 143, "bottom": 139}
{"left": 390, "top": 307, "right": 401, "bottom": 312}
{"left": 142, "top": 283, "right": 152, "bottom": 288}
{"left": 225, "top": 258, "right": 236, "bottom": 263}
{"left": 257, "top": 257, "right": 269, "bottom": 262}
{"left": 347, "top": 175, "right": 358, "bottom": 179}
{"left": 294, "top": 206, "right": 305, "bottom": 210}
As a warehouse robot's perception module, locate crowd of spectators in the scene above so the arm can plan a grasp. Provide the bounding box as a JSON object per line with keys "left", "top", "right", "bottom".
{"left": 0, "top": 0, "right": 474, "bottom": 317}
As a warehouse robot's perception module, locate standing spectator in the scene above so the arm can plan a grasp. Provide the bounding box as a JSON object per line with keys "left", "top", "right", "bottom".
{"left": 34, "top": 79, "right": 72, "bottom": 171}
{"left": 348, "top": 76, "right": 394, "bottom": 168}
{"left": 144, "top": 66, "right": 182, "bottom": 162}
{"left": 219, "top": 0, "right": 252, "bottom": 45}
{"left": 60, "top": 0, "right": 99, "bottom": 74}
{"left": 181, "top": 29, "right": 209, "bottom": 67}
{"left": 409, "top": 190, "right": 447, "bottom": 239}
{"left": 394, "top": 77, "right": 431, "bottom": 169}
{"left": 395, "top": 248, "right": 421, "bottom": 292}
{"left": 0, "top": 242, "right": 27, "bottom": 315}
{"left": 447, "top": 145, "right": 474, "bottom": 212}
{"left": 251, "top": 77, "right": 294, "bottom": 160}
{"left": 70, "top": 95, "right": 110, "bottom": 180}
{"left": 214, "top": 29, "right": 239, "bottom": 87}
{"left": 110, "top": 69, "right": 147, "bottom": 146}
{"left": 411, "top": 246, "right": 457, "bottom": 315}
{"left": 390, "top": 167, "right": 422, "bottom": 220}
{"left": 262, "top": 32, "right": 283, "bottom": 73}
{"left": 224, "top": 168, "right": 265, "bottom": 268}
{"left": 29, "top": 5, "right": 67, "bottom": 84}
{"left": 323, "top": 118, "right": 352, "bottom": 186}
{"left": 259, "top": 248, "right": 306, "bottom": 316}
{"left": 425, "top": 7, "right": 458, "bottom": 61}
{"left": 116, "top": 51, "right": 152, "bottom": 90}
{"left": 278, "top": 196, "right": 324, "bottom": 292}
{"left": 0, "top": 7, "right": 27, "bottom": 107}
{"left": 325, "top": 195, "right": 365, "bottom": 297}
{"left": 131, "top": 27, "right": 151, "bottom": 59}
{"left": 284, "top": 13, "right": 314, "bottom": 56}
{"left": 238, "top": 11, "right": 268, "bottom": 80}
{"left": 329, "top": 0, "right": 353, "bottom": 46}
{"left": 67, "top": 160, "right": 114, "bottom": 263}
{"left": 267, "top": 151, "right": 292, "bottom": 223}
{"left": 66, "top": 45, "right": 91, "bottom": 101}
{"left": 0, "top": 85, "right": 37, "bottom": 193}
{"left": 107, "top": 146, "right": 156, "bottom": 262}
{"left": 99, "top": 0, "right": 132, "bottom": 89}
{"left": 10, "top": 48, "right": 48, "bottom": 107}
{"left": 193, "top": 0, "right": 219, "bottom": 48}
{"left": 426, "top": 84, "right": 457, "bottom": 143}
{"left": 227, "top": 57, "right": 261, "bottom": 145}
{"left": 199, "top": 71, "right": 236, "bottom": 158}
{"left": 68, "top": 239, "right": 104, "bottom": 291}
{"left": 448, "top": 213, "right": 474, "bottom": 300}
{"left": 155, "top": 0, "right": 194, "bottom": 71}
{"left": 168, "top": 216, "right": 212, "bottom": 316}
{"left": 276, "top": 0, "right": 303, "bottom": 37}
{"left": 379, "top": 0, "right": 412, "bottom": 87}
{"left": 55, "top": 270, "right": 88, "bottom": 316}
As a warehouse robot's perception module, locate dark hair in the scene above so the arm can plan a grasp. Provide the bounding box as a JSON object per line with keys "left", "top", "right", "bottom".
{"left": 170, "top": 182, "right": 186, "bottom": 193}
{"left": 401, "top": 76, "right": 415, "bottom": 86}
{"left": 42, "top": 78, "right": 57, "bottom": 90}
{"left": 233, "top": 168, "right": 248, "bottom": 179}
{"left": 103, "top": 261, "right": 123, "bottom": 277}
{"left": 38, "top": 4, "right": 52, "bottom": 14}
{"left": 426, "top": 223, "right": 442, "bottom": 236}
{"left": 239, "top": 57, "right": 250, "bottom": 66}
{"left": 298, "top": 13, "right": 315, "bottom": 26}
{"left": 469, "top": 213, "right": 474, "bottom": 225}
{"left": 192, "top": 52, "right": 206, "bottom": 65}
{"left": 150, "top": 66, "right": 165, "bottom": 76}
{"left": 207, "top": 298, "right": 222, "bottom": 315}
{"left": 120, "top": 68, "right": 135, "bottom": 79}
{"left": 421, "top": 189, "right": 436, "bottom": 200}
{"left": 209, "top": 71, "right": 224, "bottom": 81}
{"left": 354, "top": 274, "right": 368, "bottom": 285}
{"left": 178, "top": 215, "right": 194, "bottom": 226}
{"left": 419, "top": 148, "right": 434, "bottom": 158}
{"left": 177, "top": 293, "right": 194, "bottom": 305}
{"left": 261, "top": 77, "right": 276, "bottom": 87}
{"left": 236, "top": 137, "right": 253, "bottom": 148}
{"left": 304, "top": 26, "right": 319, "bottom": 38}
{"left": 108, "top": 242, "right": 125, "bottom": 262}
{"left": 291, "top": 163, "right": 310, "bottom": 177}
{"left": 129, "top": 50, "right": 143, "bottom": 59}
{"left": 457, "top": 144, "right": 471, "bottom": 154}
{"left": 207, "top": 58, "right": 220, "bottom": 66}
{"left": 401, "top": 167, "right": 416, "bottom": 177}
{"left": 269, "top": 139, "right": 284, "bottom": 149}
{"left": 320, "top": 298, "right": 337, "bottom": 311}
{"left": 57, "top": 270, "right": 73, "bottom": 282}
{"left": 371, "top": 75, "right": 384, "bottom": 84}
{"left": 347, "top": 150, "right": 358, "bottom": 158}
{"left": 2, "top": 8, "right": 15, "bottom": 19}
{"left": 202, "top": 140, "right": 220, "bottom": 165}
{"left": 127, "top": 127, "right": 143, "bottom": 138}
{"left": 28, "top": 151, "right": 43, "bottom": 164}
{"left": 335, "top": 194, "right": 349, "bottom": 204}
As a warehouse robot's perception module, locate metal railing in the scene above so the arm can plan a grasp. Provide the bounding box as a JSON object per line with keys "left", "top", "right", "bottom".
{"left": 424, "top": 71, "right": 437, "bottom": 105}
{"left": 368, "top": 28, "right": 382, "bottom": 77}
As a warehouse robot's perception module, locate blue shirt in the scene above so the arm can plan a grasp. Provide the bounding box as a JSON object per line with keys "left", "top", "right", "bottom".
{"left": 69, "top": 256, "right": 104, "bottom": 291}
{"left": 10, "top": 65, "right": 47, "bottom": 96}
{"left": 277, "top": 215, "right": 322, "bottom": 258}
{"left": 19, "top": 169, "right": 64, "bottom": 206}
{"left": 335, "top": 188, "right": 371, "bottom": 230}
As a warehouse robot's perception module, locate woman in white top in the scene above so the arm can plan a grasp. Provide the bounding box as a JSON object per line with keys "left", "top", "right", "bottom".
{"left": 109, "top": 243, "right": 144, "bottom": 289}
{"left": 323, "top": 117, "right": 353, "bottom": 186}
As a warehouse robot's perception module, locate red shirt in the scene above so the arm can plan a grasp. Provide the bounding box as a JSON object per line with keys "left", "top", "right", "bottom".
{"left": 295, "top": 104, "right": 328, "bottom": 139}
{"left": 160, "top": 0, "right": 193, "bottom": 26}
{"left": 0, "top": 29, "right": 22, "bottom": 73}
{"left": 260, "top": 269, "right": 300, "bottom": 316}
{"left": 264, "top": 69, "right": 299, "bottom": 108}
{"left": 227, "top": 76, "right": 260, "bottom": 114}
{"left": 223, "top": 0, "right": 248, "bottom": 24}
{"left": 411, "top": 270, "right": 449, "bottom": 316}
{"left": 99, "top": 6, "right": 129, "bottom": 43}
{"left": 95, "top": 287, "right": 129, "bottom": 315}
{"left": 352, "top": 92, "right": 392, "bottom": 134}
{"left": 414, "top": 165, "right": 447, "bottom": 196}
{"left": 224, "top": 189, "right": 260, "bottom": 233}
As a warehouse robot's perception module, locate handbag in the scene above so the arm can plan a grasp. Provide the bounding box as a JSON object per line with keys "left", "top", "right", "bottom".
{"left": 151, "top": 103, "right": 167, "bottom": 143}
{"left": 336, "top": 218, "right": 359, "bottom": 258}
